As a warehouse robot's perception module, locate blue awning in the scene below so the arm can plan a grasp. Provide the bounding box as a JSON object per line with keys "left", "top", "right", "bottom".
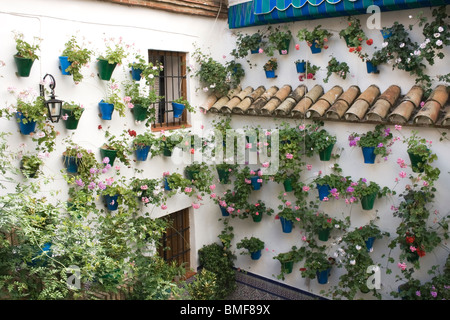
{"left": 229, "top": 0, "right": 449, "bottom": 29}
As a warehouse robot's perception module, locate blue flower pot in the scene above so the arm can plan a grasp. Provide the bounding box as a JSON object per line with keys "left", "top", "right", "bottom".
{"left": 380, "top": 29, "right": 392, "bottom": 39}
{"left": 316, "top": 268, "right": 331, "bottom": 284}
{"left": 250, "top": 175, "right": 261, "bottom": 190}
{"left": 104, "top": 194, "right": 119, "bottom": 211}
{"left": 310, "top": 41, "right": 322, "bottom": 54}
{"left": 220, "top": 206, "right": 229, "bottom": 216}
{"left": 131, "top": 67, "right": 143, "bottom": 81}
{"left": 366, "top": 61, "right": 379, "bottom": 74}
{"left": 296, "top": 62, "right": 306, "bottom": 73}
{"left": 280, "top": 217, "right": 293, "bottom": 233}
{"left": 317, "top": 184, "right": 331, "bottom": 201}
{"left": 250, "top": 48, "right": 260, "bottom": 54}
{"left": 250, "top": 250, "right": 262, "bottom": 260}
{"left": 28, "top": 242, "right": 52, "bottom": 267}
{"left": 63, "top": 155, "right": 78, "bottom": 173}
{"left": 164, "top": 177, "right": 172, "bottom": 191}
{"left": 59, "top": 56, "right": 71, "bottom": 75}
{"left": 362, "top": 146, "right": 376, "bottom": 164}
{"left": 265, "top": 70, "right": 276, "bottom": 78}
{"left": 172, "top": 102, "right": 185, "bottom": 118}
{"left": 99, "top": 100, "right": 114, "bottom": 120}
{"left": 16, "top": 112, "right": 37, "bottom": 135}
{"left": 135, "top": 145, "right": 151, "bottom": 161}
{"left": 365, "top": 237, "right": 376, "bottom": 252}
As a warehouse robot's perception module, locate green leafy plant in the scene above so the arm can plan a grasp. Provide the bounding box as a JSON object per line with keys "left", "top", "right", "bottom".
{"left": 236, "top": 237, "right": 265, "bottom": 254}
{"left": 304, "top": 122, "right": 337, "bottom": 157}
{"left": 297, "top": 25, "right": 332, "bottom": 50}
{"left": 266, "top": 26, "right": 292, "bottom": 56}
{"left": 263, "top": 58, "right": 277, "bottom": 71}
{"left": 103, "top": 78, "right": 127, "bottom": 117}
{"left": 348, "top": 178, "right": 393, "bottom": 199}
{"left": 102, "top": 129, "right": 133, "bottom": 166}
{"left": 300, "top": 247, "right": 335, "bottom": 280}
{"left": 20, "top": 154, "right": 44, "bottom": 178}
{"left": 324, "top": 57, "right": 350, "bottom": 83}
{"left": 62, "top": 101, "right": 84, "bottom": 121}
{"left": 295, "top": 60, "right": 321, "bottom": 81}
{"left": 61, "top": 35, "right": 93, "bottom": 83}
{"left": 348, "top": 125, "right": 394, "bottom": 159}
{"left": 242, "top": 199, "right": 274, "bottom": 221}
{"left": 98, "top": 37, "right": 129, "bottom": 65}
{"left": 128, "top": 54, "right": 163, "bottom": 85}
{"left": 130, "top": 177, "right": 166, "bottom": 207}
{"left": 13, "top": 31, "right": 41, "bottom": 61}
{"left": 172, "top": 97, "right": 195, "bottom": 113}
{"left": 339, "top": 16, "right": 368, "bottom": 58}
{"left": 273, "top": 246, "right": 305, "bottom": 280}
{"left": 123, "top": 80, "right": 159, "bottom": 124}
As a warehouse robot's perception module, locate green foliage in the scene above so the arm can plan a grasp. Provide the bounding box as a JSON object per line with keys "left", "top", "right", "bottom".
{"left": 263, "top": 58, "right": 277, "bottom": 71}
{"left": 62, "top": 101, "right": 84, "bottom": 121}
{"left": 297, "top": 25, "right": 333, "bottom": 49}
{"left": 98, "top": 37, "right": 129, "bottom": 65}
{"left": 324, "top": 57, "right": 350, "bottom": 83}
{"left": 103, "top": 79, "right": 127, "bottom": 117}
{"left": 13, "top": 31, "right": 41, "bottom": 61}
{"left": 236, "top": 236, "right": 264, "bottom": 254}
{"left": 20, "top": 154, "right": 44, "bottom": 178}
{"left": 61, "top": 35, "right": 93, "bottom": 83}
{"left": 304, "top": 122, "right": 337, "bottom": 156}
{"left": 186, "top": 268, "right": 217, "bottom": 300}
{"left": 349, "top": 125, "right": 394, "bottom": 158}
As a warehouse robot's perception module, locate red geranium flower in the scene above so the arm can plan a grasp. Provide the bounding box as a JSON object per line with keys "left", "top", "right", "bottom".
{"left": 405, "top": 236, "right": 415, "bottom": 244}
{"left": 128, "top": 129, "right": 137, "bottom": 137}
{"left": 416, "top": 247, "right": 426, "bottom": 257}
{"left": 98, "top": 125, "right": 102, "bottom": 130}
{"left": 366, "top": 39, "right": 373, "bottom": 45}
{"left": 349, "top": 47, "right": 355, "bottom": 52}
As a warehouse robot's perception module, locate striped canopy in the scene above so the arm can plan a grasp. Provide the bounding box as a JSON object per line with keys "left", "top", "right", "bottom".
{"left": 228, "top": 0, "right": 448, "bottom": 29}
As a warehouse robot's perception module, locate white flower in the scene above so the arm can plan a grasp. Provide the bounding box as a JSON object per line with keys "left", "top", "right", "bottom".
{"left": 334, "top": 224, "right": 340, "bottom": 229}
{"left": 399, "top": 43, "right": 405, "bottom": 48}
{"left": 438, "top": 26, "right": 444, "bottom": 32}
{"left": 355, "top": 245, "right": 362, "bottom": 251}
{"left": 350, "top": 260, "right": 356, "bottom": 265}
{"left": 434, "top": 33, "right": 441, "bottom": 38}
{"left": 414, "top": 49, "right": 421, "bottom": 56}
{"left": 425, "top": 38, "right": 430, "bottom": 44}
{"left": 210, "top": 83, "right": 216, "bottom": 88}
{"left": 148, "top": 74, "right": 154, "bottom": 79}
{"left": 202, "top": 87, "right": 209, "bottom": 92}
{"left": 406, "top": 58, "right": 411, "bottom": 63}
{"left": 382, "top": 42, "right": 388, "bottom": 48}
{"left": 436, "top": 40, "right": 443, "bottom": 46}
{"left": 333, "top": 252, "right": 339, "bottom": 258}
{"left": 420, "top": 43, "right": 427, "bottom": 49}
{"left": 408, "top": 15, "right": 413, "bottom": 19}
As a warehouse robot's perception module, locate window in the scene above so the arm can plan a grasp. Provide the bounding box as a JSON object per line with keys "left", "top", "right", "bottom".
{"left": 148, "top": 50, "right": 190, "bottom": 131}
{"left": 157, "top": 208, "right": 191, "bottom": 269}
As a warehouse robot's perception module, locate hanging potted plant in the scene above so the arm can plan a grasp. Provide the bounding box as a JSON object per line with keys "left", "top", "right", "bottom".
{"left": 242, "top": 200, "right": 273, "bottom": 223}
{"left": 236, "top": 237, "right": 265, "bottom": 260}
{"left": 99, "top": 79, "right": 127, "bottom": 120}
{"left": 297, "top": 25, "right": 332, "bottom": 54}
{"left": 101, "top": 183, "right": 127, "bottom": 211}
{"left": 215, "top": 163, "right": 237, "bottom": 184}
{"left": 7, "top": 88, "right": 46, "bottom": 135}
{"left": 62, "top": 139, "right": 100, "bottom": 180}
{"left": 232, "top": 31, "right": 264, "bottom": 58}
{"left": 273, "top": 246, "right": 305, "bottom": 280}
{"left": 276, "top": 207, "right": 299, "bottom": 233}
{"left": 305, "top": 123, "right": 337, "bottom": 161}
{"left": 100, "top": 129, "right": 132, "bottom": 167}
{"left": 339, "top": 17, "right": 369, "bottom": 58}
{"left": 130, "top": 177, "right": 166, "bottom": 207}
{"left": 324, "top": 57, "right": 350, "bottom": 83}
{"left": 97, "top": 37, "right": 129, "bottom": 81}
{"left": 313, "top": 172, "right": 352, "bottom": 201}
{"left": 263, "top": 58, "right": 278, "bottom": 78}
{"left": 122, "top": 80, "right": 159, "bottom": 125}
{"left": 12, "top": 31, "right": 41, "bottom": 77}
{"left": 60, "top": 35, "right": 93, "bottom": 83}
{"left": 61, "top": 101, "right": 84, "bottom": 130}
{"left": 301, "top": 249, "right": 335, "bottom": 285}
{"left": 266, "top": 26, "right": 292, "bottom": 56}
{"left": 348, "top": 178, "right": 393, "bottom": 211}
{"left": 163, "top": 172, "right": 192, "bottom": 196}
{"left": 20, "top": 154, "right": 44, "bottom": 178}
{"left": 171, "top": 97, "right": 195, "bottom": 119}
{"left": 133, "top": 131, "right": 158, "bottom": 161}
{"left": 402, "top": 130, "right": 435, "bottom": 173}
{"left": 354, "top": 221, "right": 389, "bottom": 252}
{"left": 348, "top": 125, "right": 394, "bottom": 163}
{"left": 155, "top": 130, "right": 183, "bottom": 157}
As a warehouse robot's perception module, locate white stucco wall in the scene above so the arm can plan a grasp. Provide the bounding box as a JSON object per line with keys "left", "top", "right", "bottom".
{"left": 0, "top": 0, "right": 449, "bottom": 300}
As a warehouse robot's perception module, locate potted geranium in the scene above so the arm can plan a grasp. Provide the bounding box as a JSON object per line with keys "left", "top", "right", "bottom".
{"left": 163, "top": 172, "right": 192, "bottom": 197}
{"left": 61, "top": 101, "right": 84, "bottom": 130}
{"left": 133, "top": 131, "right": 158, "bottom": 161}
{"left": 301, "top": 249, "right": 335, "bottom": 285}
{"left": 263, "top": 58, "right": 278, "bottom": 78}
{"left": 348, "top": 178, "right": 393, "bottom": 210}
{"left": 348, "top": 125, "right": 394, "bottom": 163}
{"left": 231, "top": 31, "right": 264, "bottom": 62}
{"left": 304, "top": 123, "right": 337, "bottom": 161}
{"left": 156, "top": 130, "right": 183, "bottom": 157}
{"left": 215, "top": 163, "right": 237, "bottom": 184}
{"left": 100, "top": 129, "right": 133, "bottom": 167}
{"left": 324, "top": 57, "right": 350, "bottom": 83}
{"left": 20, "top": 154, "right": 44, "bottom": 178}
{"left": 339, "top": 17, "right": 369, "bottom": 58}
{"left": 294, "top": 60, "right": 320, "bottom": 81}
{"left": 62, "top": 140, "right": 99, "bottom": 180}
{"left": 242, "top": 200, "right": 273, "bottom": 223}
{"left": 276, "top": 207, "right": 299, "bottom": 233}
{"left": 12, "top": 31, "right": 41, "bottom": 77}
{"left": 60, "top": 35, "right": 93, "bottom": 83}
{"left": 130, "top": 177, "right": 166, "bottom": 207}
{"left": 184, "top": 162, "right": 214, "bottom": 195}
{"left": 97, "top": 37, "right": 129, "bottom": 80}
{"left": 8, "top": 88, "right": 47, "bottom": 135}
{"left": 122, "top": 80, "right": 159, "bottom": 124}
{"left": 171, "top": 97, "right": 195, "bottom": 119}
{"left": 354, "top": 221, "right": 389, "bottom": 252}
{"left": 313, "top": 172, "right": 352, "bottom": 201}
{"left": 297, "top": 25, "right": 332, "bottom": 54}
{"left": 99, "top": 78, "right": 127, "bottom": 119}
{"left": 273, "top": 246, "right": 305, "bottom": 280}
{"left": 302, "top": 210, "right": 348, "bottom": 241}
{"left": 266, "top": 26, "right": 292, "bottom": 56}
{"left": 402, "top": 130, "right": 436, "bottom": 173}
{"left": 236, "top": 237, "right": 265, "bottom": 260}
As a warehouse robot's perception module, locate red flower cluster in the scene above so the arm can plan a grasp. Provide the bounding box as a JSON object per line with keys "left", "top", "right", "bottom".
{"left": 416, "top": 247, "right": 426, "bottom": 257}
{"left": 405, "top": 235, "right": 415, "bottom": 244}
{"left": 128, "top": 129, "right": 137, "bottom": 137}
{"left": 366, "top": 38, "right": 373, "bottom": 45}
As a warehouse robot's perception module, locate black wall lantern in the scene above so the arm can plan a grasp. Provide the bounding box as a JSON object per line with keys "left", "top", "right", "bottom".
{"left": 39, "top": 74, "right": 63, "bottom": 123}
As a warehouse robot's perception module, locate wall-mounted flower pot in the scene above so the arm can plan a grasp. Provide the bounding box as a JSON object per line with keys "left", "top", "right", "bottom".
{"left": 97, "top": 59, "right": 117, "bottom": 81}
{"left": 252, "top": 212, "right": 262, "bottom": 222}
{"left": 104, "top": 194, "right": 119, "bottom": 211}
{"left": 62, "top": 108, "right": 82, "bottom": 130}
{"left": 14, "top": 55, "right": 34, "bottom": 77}
{"left": 132, "top": 104, "right": 148, "bottom": 122}
{"left": 362, "top": 146, "right": 376, "bottom": 164}
{"left": 406, "top": 252, "right": 420, "bottom": 263}
{"left": 318, "top": 143, "right": 334, "bottom": 161}
{"left": 361, "top": 192, "right": 377, "bottom": 210}
{"left": 407, "top": 150, "right": 428, "bottom": 173}
{"left": 280, "top": 217, "right": 293, "bottom": 233}
{"left": 172, "top": 102, "right": 185, "bottom": 119}
{"left": 59, "top": 56, "right": 72, "bottom": 75}
{"left": 310, "top": 41, "right": 322, "bottom": 54}
{"left": 100, "top": 146, "right": 117, "bottom": 166}
{"left": 250, "top": 48, "right": 260, "bottom": 54}
{"left": 164, "top": 177, "right": 172, "bottom": 191}
{"left": 131, "top": 67, "right": 143, "bottom": 81}
{"left": 185, "top": 168, "right": 200, "bottom": 181}
{"left": 63, "top": 155, "right": 78, "bottom": 174}
{"left": 99, "top": 100, "right": 114, "bottom": 120}
{"left": 318, "top": 228, "right": 331, "bottom": 241}
{"left": 366, "top": 61, "right": 379, "bottom": 74}
{"left": 281, "top": 260, "right": 294, "bottom": 274}
{"left": 365, "top": 236, "right": 376, "bottom": 252}
{"left": 265, "top": 70, "right": 277, "bottom": 78}
{"left": 283, "top": 178, "right": 293, "bottom": 192}
{"left": 295, "top": 62, "right": 306, "bottom": 73}
{"left": 28, "top": 242, "right": 52, "bottom": 267}
{"left": 380, "top": 29, "right": 392, "bottom": 39}
{"left": 250, "top": 250, "right": 262, "bottom": 260}
{"left": 250, "top": 175, "right": 262, "bottom": 190}
{"left": 15, "top": 112, "right": 37, "bottom": 135}
{"left": 163, "top": 144, "right": 172, "bottom": 157}
{"left": 316, "top": 268, "right": 331, "bottom": 284}
{"left": 135, "top": 145, "right": 151, "bottom": 161}
{"left": 278, "top": 39, "right": 291, "bottom": 55}
{"left": 220, "top": 206, "right": 229, "bottom": 216}
{"left": 217, "top": 167, "right": 231, "bottom": 184}
{"left": 317, "top": 184, "right": 331, "bottom": 201}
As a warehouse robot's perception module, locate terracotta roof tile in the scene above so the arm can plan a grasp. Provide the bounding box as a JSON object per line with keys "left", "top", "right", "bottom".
{"left": 203, "top": 84, "right": 450, "bottom": 128}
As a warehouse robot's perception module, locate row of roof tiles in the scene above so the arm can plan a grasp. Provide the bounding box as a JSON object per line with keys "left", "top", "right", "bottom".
{"left": 200, "top": 84, "right": 450, "bottom": 127}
